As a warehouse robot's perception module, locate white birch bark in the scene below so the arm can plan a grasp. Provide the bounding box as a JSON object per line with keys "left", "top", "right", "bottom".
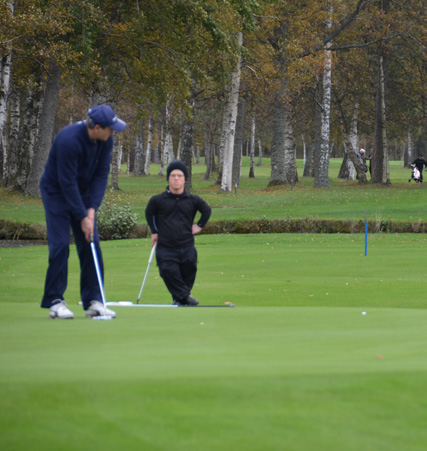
{"left": 0, "top": 1, "right": 14, "bottom": 180}
{"left": 257, "top": 139, "right": 262, "bottom": 166}
{"left": 111, "top": 135, "right": 123, "bottom": 190}
{"left": 3, "top": 90, "right": 20, "bottom": 186}
{"left": 347, "top": 103, "right": 359, "bottom": 180}
{"left": 220, "top": 32, "right": 243, "bottom": 192}
{"left": 144, "top": 114, "right": 153, "bottom": 175}
{"left": 14, "top": 83, "right": 42, "bottom": 191}
{"left": 217, "top": 96, "right": 229, "bottom": 178}
{"left": 133, "top": 120, "right": 145, "bottom": 176}
{"left": 176, "top": 138, "right": 182, "bottom": 160}
{"left": 159, "top": 124, "right": 166, "bottom": 177}
{"left": 232, "top": 98, "right": 244, "bottom": 185}
{"left": 167, "top": 133, "right": 174, "bottom": 163}
{"left": 315, "top": 7, "right": 333, "bottom": 188}
{"left": 284, "top": 104, "right": 296, "bottom": 182}
{"left": 379, "top": 55, "right": 390, "bottom": 184}
{"left": 269, "top": 84, "right": 286, "bottom": 186}
{"left": 249, "top": 112, "right": 255, "bottom": 178}
{"left": 302, "top": 135, "right": 306, "bottom": 169}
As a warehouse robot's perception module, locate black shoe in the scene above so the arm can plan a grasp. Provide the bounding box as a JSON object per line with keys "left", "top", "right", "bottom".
{"left": 183, "top": 295, "right": 199, "bottom": 306}
{"left": 179, "top": 295, "right": 199, "bottom": 307}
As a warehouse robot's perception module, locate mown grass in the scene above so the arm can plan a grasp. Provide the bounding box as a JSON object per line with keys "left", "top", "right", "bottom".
{"left": 1, "top": 234, "right": 427, "bottom": 450}
{"left": 1, "top": 159, "right": 427, "bottom": 450}
{"left": 1, "top": 158, "right": 427, "bottom": 227}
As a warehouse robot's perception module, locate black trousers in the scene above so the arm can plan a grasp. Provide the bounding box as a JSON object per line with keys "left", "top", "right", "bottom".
{"left": 156, "top": 245, "right": 197, "bottom": 302}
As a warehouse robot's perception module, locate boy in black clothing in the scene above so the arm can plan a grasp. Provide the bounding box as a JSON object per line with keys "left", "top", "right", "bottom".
{"left": 145, "top": 161, "right": 212, "bottom": 306}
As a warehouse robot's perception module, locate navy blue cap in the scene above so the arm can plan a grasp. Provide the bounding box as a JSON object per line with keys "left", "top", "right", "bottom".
{"left": 88, "top": 104, "right": 126, "bottom": 131}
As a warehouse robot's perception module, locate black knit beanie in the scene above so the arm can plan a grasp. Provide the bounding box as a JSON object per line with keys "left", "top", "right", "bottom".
{"left": 167, "top": 160, "right": 188, "bottom": 180}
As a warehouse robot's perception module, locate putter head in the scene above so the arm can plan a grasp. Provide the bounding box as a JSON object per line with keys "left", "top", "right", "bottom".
{"left": 93, "top": 315, "right": 113, "bottom": 321}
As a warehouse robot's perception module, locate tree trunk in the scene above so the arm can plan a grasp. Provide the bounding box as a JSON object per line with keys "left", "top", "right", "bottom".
{"left": 310, "top": 80, "right": 322, "bottom": 178}
{"left": 257, "top": 139, "right": 262, "bottom": 166}
{"left": 26, "top": 58, "right": 62, "bottom": 197}
{"left": 204, "top": 121, "right": 213, "bottom": 180}
{"left": 404, "top": 129, "right": 412, "bottom": 168}
{"left": 249, "top": 112, "right": 255, "bottom": 178}
{"left": 159, "top": 123, "right": 166, "bottom": 177}
{"left": 216, "top": 101, "right": 228, "bottom": 185}
{"left": 336, "top": 96, "right": 367, "bottom": 184}
{"left": 144, "top": 114, "right": 153, "bottom": 175}
{"left": 232, "top": 98, "right": 245, "bottom": 186}
{"left": 14, "top": 83, "right": 43, "bottom": 192}
{"left": 269, "top": 86, "right": 286, "bottom": 186}
{"left": 0, "top": 1, "right": 13, "bottom": 184}
{"left": 220, "top": 32, "right": 242, "bottom": 192}
{"left": 182, "top": 98, "right": 195, "bottom": 191}
{"left": 371, "top": 0, "right": 391, "bottom": 185}
{"left": 111, "top": 135, "right": 122, "bottom": 190}
{"left": 371, "top": 52, "right": 390, "bottom": 185}
{"left": 338, "top": 104, "right": 359, "bottom": 180}
{"left": 283, "top": 102, "right": 297, "bottom": 183}
{"left": 2, "top": 89, "right": 20, "bottom": 187}
{"left": 314, "top": 8, "right": 333, "bottom": 188}
{"left": 133, "top": 119, "right": 145, "bottom": 176}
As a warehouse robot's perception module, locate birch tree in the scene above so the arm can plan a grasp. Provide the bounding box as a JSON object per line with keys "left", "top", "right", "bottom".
{"left": 232, "top": 97, "right": 245, "bottom": 186}
{"left": 133, "top": 119, "right": 145, "bottom": 177}
{"left": 181, "top": 97, "right": 195, "bottom": 191}
{"left": 2, "top": 89, "right": 19, "bottom": 187}
{"left": 257, "top": 139, "right": 262, "bottom": 166}
{"left": 269, "top": 80, "right": 298, "bottom": 186}
{"left": 14, "top": 83, "right": 43, "bottom": 192}
{"left": 220, "top": 32, "right": 243, "bottom": 192}
{"left": 0, "top": 0, "right": 13, "bottom": 183}
{"left": 249, "top": 111, "right": 255, "bottom": 178}
{"left": 144, "top": 114, "right": 153, "bottom": 175}
{"left": 111, "top": 135, "right": 123, "bottom": 190}
{"left": 314, "top": 6, "right": 333, "bottom": 188}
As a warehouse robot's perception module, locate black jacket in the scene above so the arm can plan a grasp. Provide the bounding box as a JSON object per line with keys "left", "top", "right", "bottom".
{"left": 145, "top": 188, "right": 212, "bottom": 248}
{"left": 412, "top": 157, "right": 426, "bottom": 172}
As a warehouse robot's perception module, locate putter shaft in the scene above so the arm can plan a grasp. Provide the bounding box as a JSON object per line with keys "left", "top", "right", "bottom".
{"left": 137, "top": 243, "right": 157, "bottom": 303}
{"left": 90, "top": 237, "right": 107, "bottom": 308}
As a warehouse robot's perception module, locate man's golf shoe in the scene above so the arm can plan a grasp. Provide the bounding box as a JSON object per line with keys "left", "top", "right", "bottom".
{"left": 85, "top": 300, "right": 116, "bottom": 318}
{"left": 49, "top": 300, "right": 74, "bottom": 319}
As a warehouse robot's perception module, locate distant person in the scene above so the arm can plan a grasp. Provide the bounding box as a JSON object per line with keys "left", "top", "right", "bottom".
{"left": 40, "top": 104, "right": 126, "bottom": 319}
{"left": 358, "top": 149, "right": 370, "bottom": 173}
{"left": 411, "top": 154, "right": 426, "bottom": 182}
{"left": 145, "top": 161, "right": 212, "bottom": 306}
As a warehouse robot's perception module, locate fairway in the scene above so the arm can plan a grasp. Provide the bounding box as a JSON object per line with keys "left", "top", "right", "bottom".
{"left": 1, "top": 234, "right": 427, "bottom": 450}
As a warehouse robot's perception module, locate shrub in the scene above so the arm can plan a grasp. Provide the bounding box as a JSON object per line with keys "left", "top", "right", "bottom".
{"left": 97, "top": 190, "right": 139, "bottom": 240}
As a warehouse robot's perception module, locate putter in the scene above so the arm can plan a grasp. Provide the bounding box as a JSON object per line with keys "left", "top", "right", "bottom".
{"left": 137, "top": 243, "right": 157, "bottom": 303}
{"left": 90, "top": 236, "right": 113, "bottom": 320}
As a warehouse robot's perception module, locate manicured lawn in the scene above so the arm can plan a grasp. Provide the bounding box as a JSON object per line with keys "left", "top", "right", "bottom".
{"left": 2, "top": 158, "right": 427, "bottom": 226}
{"left": 1, "top": 234, "right": 427, "bottom": 450}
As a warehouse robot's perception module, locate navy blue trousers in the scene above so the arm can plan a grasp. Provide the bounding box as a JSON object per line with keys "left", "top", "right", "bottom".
{"left": 40, "top": 189, "right": 103, "bottom": 310}
{"left": 156, "top": 245, "right": 197, "bottom": 302}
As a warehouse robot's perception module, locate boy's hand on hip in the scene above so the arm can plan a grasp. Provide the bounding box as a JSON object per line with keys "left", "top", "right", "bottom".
{"left": 192, "top": 224, "right": 202, "bottom": 235}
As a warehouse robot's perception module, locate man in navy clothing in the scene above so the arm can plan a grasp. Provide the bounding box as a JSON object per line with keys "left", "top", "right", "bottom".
{"left": 145, "top": 161, "right": 212, "bottom": 306}
{"left": 40, "top": 104, "right": 126, "bottom": 319}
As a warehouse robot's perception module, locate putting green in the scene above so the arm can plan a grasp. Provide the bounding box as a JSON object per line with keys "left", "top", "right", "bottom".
{"left": 1, "top": 304, "right": 426, "bottom": 450}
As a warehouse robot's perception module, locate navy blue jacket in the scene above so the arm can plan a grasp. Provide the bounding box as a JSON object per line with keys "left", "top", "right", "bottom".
{"left": 40, "top": 121, "right": 112, "bottom": 221}
{"left": 145, "top": 188, "right": 212, "bottom": 248}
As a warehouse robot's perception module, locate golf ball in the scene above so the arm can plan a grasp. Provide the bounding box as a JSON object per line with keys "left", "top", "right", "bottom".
{"left": 362, "top": 311, "right": 367, "bottom": 315}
